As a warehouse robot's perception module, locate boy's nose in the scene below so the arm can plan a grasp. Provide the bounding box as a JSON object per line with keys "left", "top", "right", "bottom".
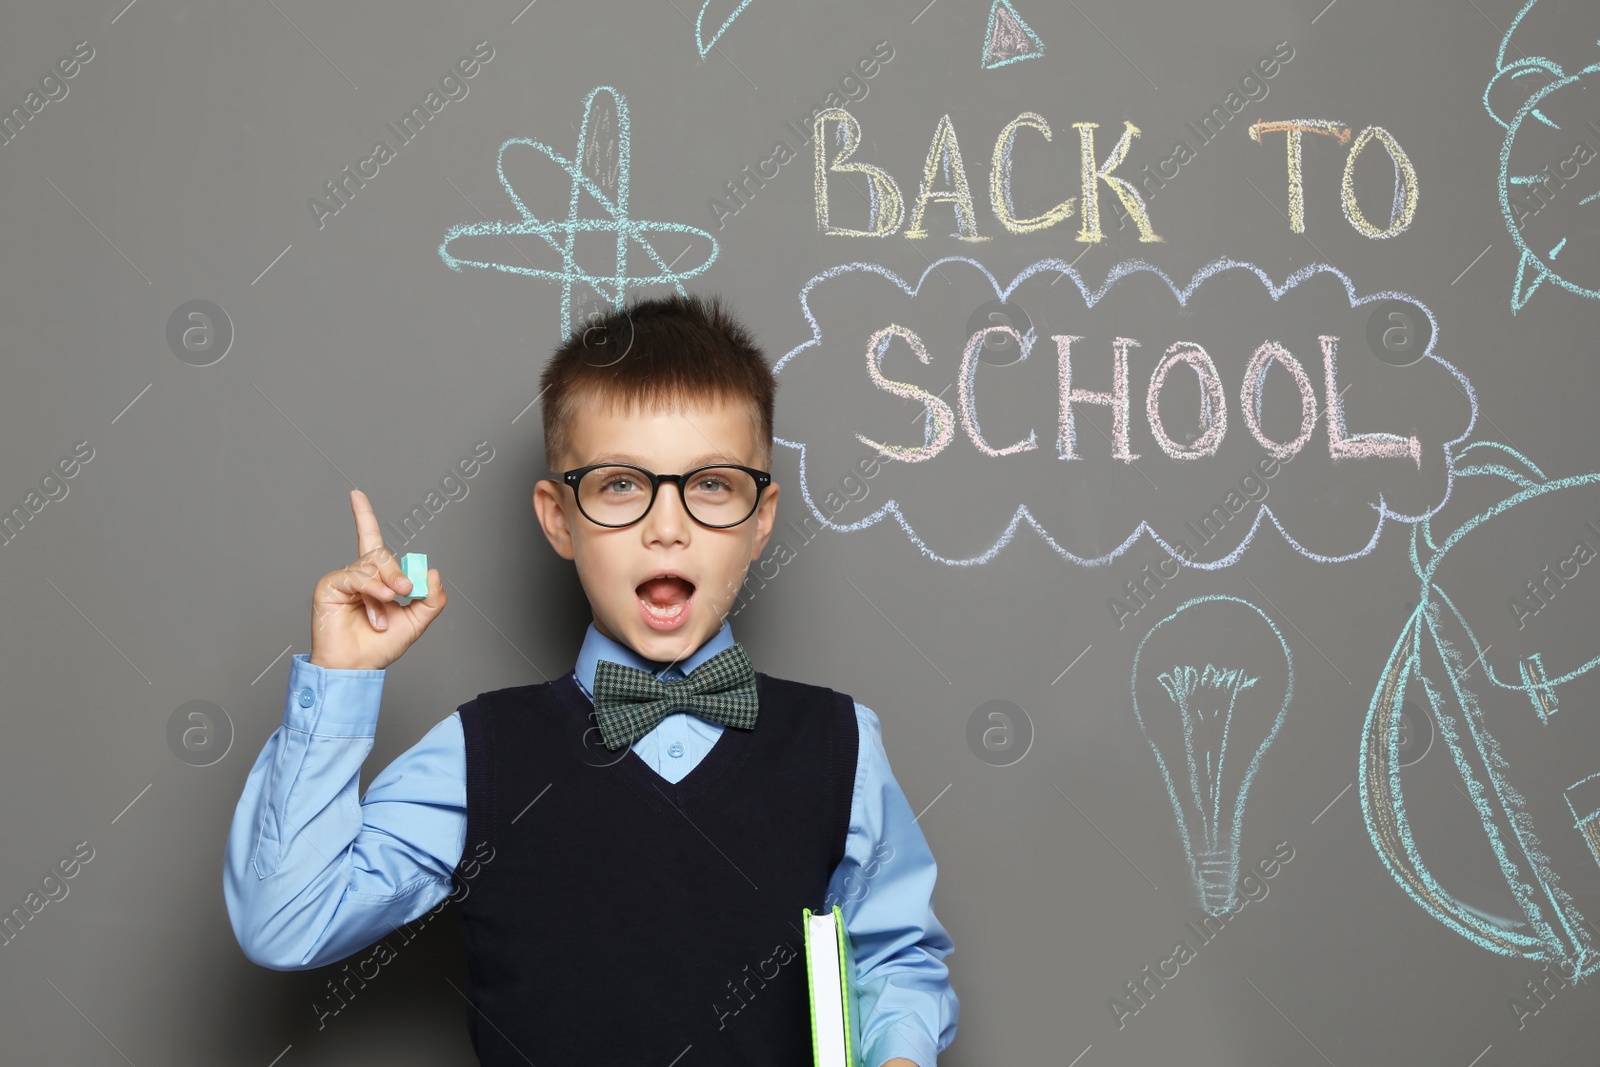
{"left": 643, "top": 483, "right": 692, "bottom": 533}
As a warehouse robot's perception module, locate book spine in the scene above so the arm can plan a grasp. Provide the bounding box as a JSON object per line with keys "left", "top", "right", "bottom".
{"left": 803, "top": 908, "right": 823, "bottom": 1067}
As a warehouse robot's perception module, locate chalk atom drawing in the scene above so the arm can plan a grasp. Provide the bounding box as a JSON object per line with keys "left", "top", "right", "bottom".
{"left": 581, "top": 87, "right": 622, "bottom": 206}
{"left": 982, "top": 0, "right": 1044, "bottom": 69}
{"left": 1132, "top": 596, "right": 1294, "bottom": 915}
{"left": 437, "top": 86, "right": 718, "bottom": 337}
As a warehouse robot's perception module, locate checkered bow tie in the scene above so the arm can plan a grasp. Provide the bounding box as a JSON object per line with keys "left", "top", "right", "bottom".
{"left": 591, "top": 643, "right": 759, "bottom": 751}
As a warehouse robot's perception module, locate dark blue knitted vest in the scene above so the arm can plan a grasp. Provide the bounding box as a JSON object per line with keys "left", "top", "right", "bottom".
{"left": 452, "top": 668, "right": 859, "bottom": 1066}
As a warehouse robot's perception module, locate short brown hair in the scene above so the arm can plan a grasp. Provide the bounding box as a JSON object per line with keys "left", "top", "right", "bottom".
{"left": 538, "top": 292, "right": 776, "bottom": 473}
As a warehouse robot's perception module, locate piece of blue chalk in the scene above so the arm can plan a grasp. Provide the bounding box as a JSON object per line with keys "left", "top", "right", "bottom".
{"left": 395, "top": 552, "right": 428, "bottom": 605}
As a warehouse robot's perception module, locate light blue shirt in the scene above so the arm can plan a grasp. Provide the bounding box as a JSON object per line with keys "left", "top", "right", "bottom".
{"left": 223, "top": 619, "right": 958, "bottom": 1066}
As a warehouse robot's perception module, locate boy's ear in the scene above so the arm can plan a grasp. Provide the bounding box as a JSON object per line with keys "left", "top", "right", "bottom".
{"left": 533, "top": 479, "right": 576, "bottom": 560}
{"left": 749, "top": 480, "right": 779, "bottom": 560}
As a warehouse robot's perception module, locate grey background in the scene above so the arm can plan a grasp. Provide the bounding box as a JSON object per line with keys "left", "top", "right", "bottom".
{"left": 1, "top": 0, "right": 1597, "bottom": 1063}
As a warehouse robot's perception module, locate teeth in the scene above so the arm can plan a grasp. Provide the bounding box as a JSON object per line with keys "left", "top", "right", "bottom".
{"left": 641, "top": 599, "right": 687, "bottom": 619}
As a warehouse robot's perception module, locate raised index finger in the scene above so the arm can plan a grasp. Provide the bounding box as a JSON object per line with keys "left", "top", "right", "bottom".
{"left": 349, "top": 489, "right": 386, "bottom": 560}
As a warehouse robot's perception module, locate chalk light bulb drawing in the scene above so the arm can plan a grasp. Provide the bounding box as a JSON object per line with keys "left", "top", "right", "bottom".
{"left": 1132, "top": 595, "right": 1295, "bottom": 914}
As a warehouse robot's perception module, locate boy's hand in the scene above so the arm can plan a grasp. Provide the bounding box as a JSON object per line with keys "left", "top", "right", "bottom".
{"left": 308, "top": 489, "right": 448, "bottom": 671}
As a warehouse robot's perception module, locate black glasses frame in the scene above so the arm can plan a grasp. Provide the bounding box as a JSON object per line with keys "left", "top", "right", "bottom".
{"left": 560, "top": 462, "right": 772, "bottom": 529}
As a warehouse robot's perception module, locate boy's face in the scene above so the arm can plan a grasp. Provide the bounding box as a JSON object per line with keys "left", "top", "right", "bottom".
{"left": 532, "top": 394, "right": 778, "bottom": 667}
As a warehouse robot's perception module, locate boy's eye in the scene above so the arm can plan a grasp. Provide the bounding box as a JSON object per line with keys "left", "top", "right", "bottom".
{"left": 599, "top": 474, "right": 641, "bottom": 493}
{"left": 695, "top": 475, "right": 733, "bottom": 493}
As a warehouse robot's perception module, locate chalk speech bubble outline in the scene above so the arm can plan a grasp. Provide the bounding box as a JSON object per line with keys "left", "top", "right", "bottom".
{"left": 771, "top": 256, "right": 1479, "bottom": 568}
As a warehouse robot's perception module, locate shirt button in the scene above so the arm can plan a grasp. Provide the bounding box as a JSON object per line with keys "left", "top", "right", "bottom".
{"left": 668, "top": 741, "right": 685, "bottom": 758}
{"left": 297, "top": 687, "right": 315, "bottom": 708}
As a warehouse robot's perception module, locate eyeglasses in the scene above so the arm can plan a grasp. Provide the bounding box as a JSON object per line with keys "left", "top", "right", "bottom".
{"left": 559, "top": 463, "right": 772, "bottom": 529}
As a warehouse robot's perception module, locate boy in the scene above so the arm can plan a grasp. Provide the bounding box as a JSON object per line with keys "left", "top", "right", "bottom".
{"left": 223, "top": 293, "right": 958, "bottom": 1066}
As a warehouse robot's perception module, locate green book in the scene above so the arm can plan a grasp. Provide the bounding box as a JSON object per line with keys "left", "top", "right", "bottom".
{"left": 802, "top": 903, "right": 862, "bottom": 1067}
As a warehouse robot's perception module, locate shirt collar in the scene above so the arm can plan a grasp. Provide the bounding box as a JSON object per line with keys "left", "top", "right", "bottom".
{"left": 573, "top": 618, "right": 736, "bottom": 699}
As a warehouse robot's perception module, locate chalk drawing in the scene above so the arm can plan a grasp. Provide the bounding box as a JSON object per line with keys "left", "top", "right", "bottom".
{"left": 857, "top": 324, "right": 957, "bottom": 462}
{"left": 813, "top": 108, "right": 906, "bottom": 237}
{"left": 771, "top": 256, "right": 1475, "bottom": 568}
{"left": 1145, "top": 342, "right": 1227, "bottom": 459}
{"left": 990, "top": 113, "right": 1076, "bottom": 234}
{"left": 815, "top": 110, "right": 1163, "bottom": 242}
{"left": 1485, "top": 0, "right": 1600, "bottom": 310}
{"left": 1248, "top": 120, "right": 1419, "bottom": 238}
{"left": 904, "top": 114, "right": 989, "bottom": 241}
{"left": 697, "top": 0, "right": 755, "bottom": 58}
{"left": 983, "top": 0, "right": 1044, "bottom": 70}
{"left": 437, "top": 86, "right": 718, "bottom": 337}
{"left": 1340, "top": 126, "right": 1420, "bottom": 239}
{"left": 1247, "top": 121, "right": 1351, "bottom": 234}
{"left": 1132, "top": 595, "right": 1294, "bottom": 915}
{"left": 1361, "top": 438, "right": 1600, "bottom": 979}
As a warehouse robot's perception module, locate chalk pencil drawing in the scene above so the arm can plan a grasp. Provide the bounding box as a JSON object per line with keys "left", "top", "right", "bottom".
{"left": 1484, "top": 0, "right": 1600, "bottom": 311}
{"left": 1131, "top": 595, "right": 1294, "bottom": 915}
{"left": 983, "top": 0, "right": 1044, "bottom": 70}
{"left": 697, "top": 0, "right": 754, "bottom": 58}
{"left": 437, "top": 86, "right": 718, "bottom": 338}
{"left": 1361, "top": 438, "right": 1600, "bottom": 979}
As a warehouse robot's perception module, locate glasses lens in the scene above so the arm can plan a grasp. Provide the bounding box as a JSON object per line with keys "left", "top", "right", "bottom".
{"left": 682, "top": 466, "right": 759, "bottom": 526}
{"left": 578, "top": 466, "right": 654, "bottom": 526}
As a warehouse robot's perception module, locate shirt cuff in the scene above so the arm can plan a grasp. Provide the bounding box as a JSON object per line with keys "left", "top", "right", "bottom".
{"left": 282, "top": 653, "right": 385, "bottom": 735}
{"left": 865, "top": 1020, "right": 938, "bottom": 1067}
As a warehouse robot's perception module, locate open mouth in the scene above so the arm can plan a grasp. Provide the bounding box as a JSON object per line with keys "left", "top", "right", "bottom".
{"left": 636, "top": 574, "right": 696, "bottom": 627}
